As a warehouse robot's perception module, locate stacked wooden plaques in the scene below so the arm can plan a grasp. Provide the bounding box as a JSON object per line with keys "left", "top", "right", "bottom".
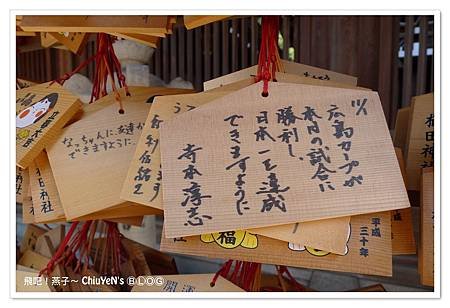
{"left": 117, "top": 60, "right": 424, "bottom": 279}
{"left": 18, "top": 15, "right": 229, "bottom": 51}
{"left": 16, "top": 82, "right": 194, "bottom": 225}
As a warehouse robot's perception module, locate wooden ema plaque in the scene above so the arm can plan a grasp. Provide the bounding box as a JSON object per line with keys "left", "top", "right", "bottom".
{"left": 249, "top": 216, "right": 351, "bottom": 255}
{"left": 419, "top": 167, "right": 434, "bottom": 287}
{"left": 391, "top": 147, "right": 416, "bottom": 255}
{"left": 159, "top": 82, "right": 410, "bottom": 238}
{"left": 40, "top": 32, "right": 58, "bottom": 48}
{"left": 47, "top": 32, "right": 89, "bottom": 54}
{"left": 122, "top": 76, "right": 367, "bottom": 254}
{"left": 404, "top": 93, "right": 434, "bottom": 191}
{"left": 121, "top": 90, "right": 350, "bottom": 254}
{"left": 121, "top": 72, "right": 363, "bottom": 211}
{"left": 27, "top": 151, "right": 144, "bottom": 223}
{"left": 28, "top": 151, "right": 66, "bottom": 223}
{"left": 203, "top": 59, "right": 357, "bottom": 91}
{"left": 22, "top": 184, "right": 34, "bottom": 224}
{"left": 20, "top": 224, "right": 47, "bottom": 254}
{"left": 16, "top": 82, "right": 82, "bottom": 169}
{"left": 20, "top": 16, "right": 169, "bottom": 36}
{"left": 183, "top": 16, "right": 231, "bottom": 30}
{"left": 161, "top": 211, "right": 393, "bottom": 277}
{"left": 16, "top": 166, "right": 29, "bottom": 204}
{"left": 46, "top": 87, "right": 190, "bottom": 220}
{"left": 121, "top": 91, "right": 228, "bottom": 210}
{"left": 17, "top": 79, "right": 37, "bottom": 90}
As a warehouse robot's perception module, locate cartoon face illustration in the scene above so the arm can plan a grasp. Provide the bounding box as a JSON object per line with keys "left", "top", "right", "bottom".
{"left": 200, "top": 230, "right": 258, "bottom": 249}
{"left": 288, "top": 223, "right": 352, "bottom": 256}
{"left": 16, "top": 93, "right": 58, "bottom": 128}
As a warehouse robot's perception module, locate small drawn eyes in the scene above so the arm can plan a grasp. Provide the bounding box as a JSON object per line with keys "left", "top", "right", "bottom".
{"left": 35, "top": 110, "right": 44, "bottom": 118}
{"left": 18, "top": 108, "right": 30, "bottom": 119}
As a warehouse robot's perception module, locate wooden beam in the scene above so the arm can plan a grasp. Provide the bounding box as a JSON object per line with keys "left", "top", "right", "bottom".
{"left": 20, "top": 15, "right": 169, "bottom": 36}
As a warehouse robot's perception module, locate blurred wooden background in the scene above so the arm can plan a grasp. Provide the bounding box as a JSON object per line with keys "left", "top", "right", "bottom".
{"left": 16, "top": 15, "right": 434, "bottom": 128}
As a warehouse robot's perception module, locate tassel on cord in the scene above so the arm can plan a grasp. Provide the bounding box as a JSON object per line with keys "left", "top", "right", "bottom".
{"left": 39, "top": 220, "right": 125, "bottom": 278}
{"left": 255, "top": 16, "right": 283, "bottom": 97}
{"left": 210, "top": 261, "right": 308, "bottom": 292}
{"left": 50, "top": 33, "right": 130, "bottom": 113}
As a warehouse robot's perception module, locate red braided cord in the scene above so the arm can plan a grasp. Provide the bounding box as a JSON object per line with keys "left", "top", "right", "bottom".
{"left": 39, "top": 221, "right": 79, "bottom": 277}
{"left": 50, "top": 33, "right": 129, "bottom": 112}
{"left": 210, "top": 259, "right": 233, "bottom": 287}
{"left": 255, "top": 16, "right": 281, "bottom": 96}
{"left": 90, "top": 34, "right": 129, "bottom": 112}
{"left": 50, "top": 53, "right": 100, "bottom": 86}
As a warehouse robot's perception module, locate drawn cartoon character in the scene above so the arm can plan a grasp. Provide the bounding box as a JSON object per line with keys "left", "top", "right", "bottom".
{"left": 200, "top": 230, "right": 258, "bottom": 249}
{"left": 16, "top": 93, "right": 58, "bottom": 129}
{"left": 288, "top": 223, "right": 352, "bottom": 256}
